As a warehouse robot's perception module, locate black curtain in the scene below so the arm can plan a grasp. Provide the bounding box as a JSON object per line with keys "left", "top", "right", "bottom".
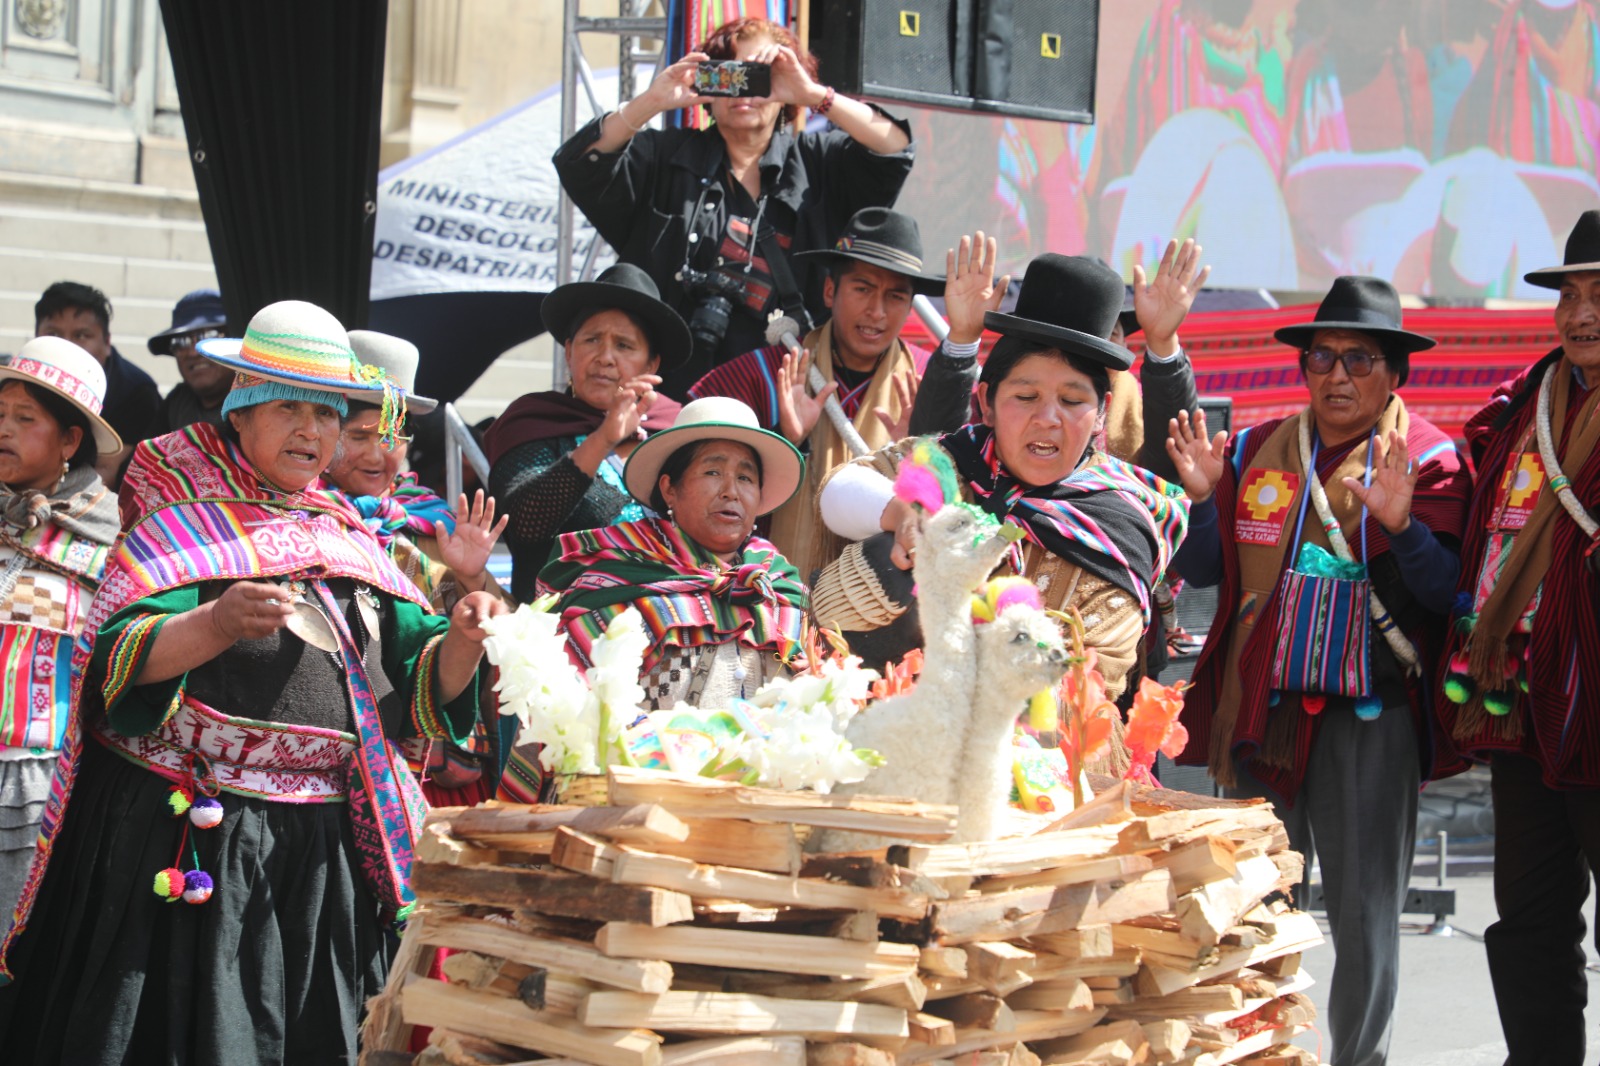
{"left": 158, "top": 0, "right": 389, "bottom": 333}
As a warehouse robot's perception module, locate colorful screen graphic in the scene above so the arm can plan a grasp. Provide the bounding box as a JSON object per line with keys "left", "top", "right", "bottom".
{"left": 892, "top": 0, "right": 1600, "bottom": 299}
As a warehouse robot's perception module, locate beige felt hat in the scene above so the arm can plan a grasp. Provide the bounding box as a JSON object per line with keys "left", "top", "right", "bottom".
{"left": 348, "top": 330, "right": 437, "bottom": 414}
{"left": 623, "top": 396, "right": 803, "bottom": 516}
{"left": 3, "top": 336, "right": 122, "bottom": 453}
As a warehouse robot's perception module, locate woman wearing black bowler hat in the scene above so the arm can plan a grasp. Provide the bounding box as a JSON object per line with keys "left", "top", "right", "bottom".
{"left": 1166, "top": 274, "right": 1472, "bottom": 1066}
{"left": 483, "top": 264, "right": 692, "bottom": 607}
{"left": 810, "top": 254, "right": 1191, "bottom": 711}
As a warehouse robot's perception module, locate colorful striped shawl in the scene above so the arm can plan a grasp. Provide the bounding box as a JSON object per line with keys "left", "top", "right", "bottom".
{"left": 100, "top": 423, "right": 427, "bottom": 627}
{"left": 939, "top": 425, "right": 1189, "bottom": 625}
{"left": 539, "top": 518, "right": 807, "bottom": 674}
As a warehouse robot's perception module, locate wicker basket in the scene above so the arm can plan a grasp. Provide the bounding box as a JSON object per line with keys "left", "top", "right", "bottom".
{"left": 549, "top": 772, "right": 610, "bottom": 808}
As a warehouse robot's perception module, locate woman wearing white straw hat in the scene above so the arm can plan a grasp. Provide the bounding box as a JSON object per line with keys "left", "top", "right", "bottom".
{"left": 0, "top": 336, "right": 122, "bottom": 923}
{"left": 0, "top": 300, "right": 508, "bottom": 1065}
{"left": 506, "top": 397, "right": 807, "bottom": 799}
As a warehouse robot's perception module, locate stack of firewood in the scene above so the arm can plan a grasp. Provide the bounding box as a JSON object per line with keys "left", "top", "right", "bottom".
{"left": 361, "top": 768, "right": 1324, "bottom": 1066}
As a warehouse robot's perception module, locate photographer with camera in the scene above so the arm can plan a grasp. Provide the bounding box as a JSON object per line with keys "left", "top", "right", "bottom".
{"left": 554, "top": 16, "right": 914, "bottom": 396}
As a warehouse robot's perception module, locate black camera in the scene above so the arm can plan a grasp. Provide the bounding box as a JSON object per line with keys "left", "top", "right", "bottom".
{"left": 676, "top": 266, "right": 746, "bottom": 357}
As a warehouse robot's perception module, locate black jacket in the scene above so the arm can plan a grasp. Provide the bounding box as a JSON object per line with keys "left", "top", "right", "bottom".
{"left": 553, "top": 111, "right": 914, "bottom": 395}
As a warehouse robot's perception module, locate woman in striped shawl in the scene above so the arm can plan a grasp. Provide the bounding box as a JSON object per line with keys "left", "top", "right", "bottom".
{"left": 1166, "top": 275, "right": 1471, "bottom": 1066}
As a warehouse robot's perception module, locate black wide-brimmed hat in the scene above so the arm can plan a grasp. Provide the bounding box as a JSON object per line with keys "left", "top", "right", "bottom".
{"left": 148, "top": 289, "right": 228, "bottom": 355}
{"left": 1273, "top": 275, "right": 1435, "bottom": 360}
{"left": 983, "top": 254, "right": 1133, "bottom": 370}
{"left": 1524, "top": 209, "right": 1600, "bottom": 289}
{"left": 794, "top": 207, "right": 945, "bottom": 295}
{"left": 541, "top": 263, "right": 693, "bottom": 371}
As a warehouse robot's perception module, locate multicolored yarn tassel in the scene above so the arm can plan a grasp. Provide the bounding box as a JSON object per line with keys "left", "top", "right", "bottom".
{"left": 354, "top": 363, "right": 409, "bottom": 449}
{"left": 893, "top": 438, "right": 960, "bottom": 512}
{"left": 152, "top": 775, "right": 218, "bottom": 905}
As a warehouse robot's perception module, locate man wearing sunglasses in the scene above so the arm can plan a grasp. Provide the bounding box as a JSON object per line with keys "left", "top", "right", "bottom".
{"left": 1164, "top": 275, "right": 1472, "bottom": 1066}
{"left": 148, "top": 289, "right": 234, "bottom": 433}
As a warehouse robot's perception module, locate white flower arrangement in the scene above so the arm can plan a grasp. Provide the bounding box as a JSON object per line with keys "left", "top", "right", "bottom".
{"left": 482, "top": 598, "right": 884, "bottom": 793}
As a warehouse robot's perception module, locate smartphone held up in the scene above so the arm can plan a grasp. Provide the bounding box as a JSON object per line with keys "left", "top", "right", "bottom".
{"left": 694, "top": 60, "right": 772, "bottom": 98}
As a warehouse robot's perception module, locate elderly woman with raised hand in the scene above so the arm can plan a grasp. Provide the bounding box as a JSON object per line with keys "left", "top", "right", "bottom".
{"left": 542, "top": 396, "right": 808, "bottom": 711}
{"left": 1166, "top": 276, "right": 1470, "bottom": 1066}
{"left": 0, "top": 301, "right": 507, "bottom": 1065}
{"left": 555, "top": 15, "right": 914, "bottom": 388}
{"left": 327, "top": 330, "right": 511, "bottom": 806}
{"left": 0, "top": 338, "right": 122, "bottom": 921}
{"left": 485, "top": 265, "right": 689, "bottom": 604}
{"left": 810, "top": 255, "right": 1190, "bottom": 707}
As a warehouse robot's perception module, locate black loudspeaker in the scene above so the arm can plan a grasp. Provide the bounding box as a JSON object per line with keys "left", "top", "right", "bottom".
{"left": 974, "top": 0, "right": 1098, "bottom": 123}
{"left": 810, "top": 0, "right": 975, "bottom": 111}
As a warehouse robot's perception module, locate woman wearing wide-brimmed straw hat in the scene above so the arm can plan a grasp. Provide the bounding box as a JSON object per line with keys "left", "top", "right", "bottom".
{"left": 0, "top": 300, "right": 508, "bottom": 1064}
{"left": 524, "top": 397, "right": 807, "bottom": 795}
{"left": 0, "top": 336, "right": 122, "bottom": 924}
{"left": 483, "top": 263, "right": 691, "bottom": 604}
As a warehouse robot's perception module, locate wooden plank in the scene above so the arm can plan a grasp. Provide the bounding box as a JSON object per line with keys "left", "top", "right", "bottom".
{"left": 1023, "top": 949, "right": 1142, "bottom": 981}
{"left": 359, "top": 913, "right": 438, "bottom": 1059}
{"left": 1175, "top": 857, "right": 1283, "bottom": 947}
{"left": 807, "top": 1045, "right": 897, "bottom": 1066}
{"left": 929, "top": 870, "right": 1176, "bottom": 945}
{"left": 416, "top": 820, "right": 502, "bottom": 867}
{"left": 1006, "top": 977, "right": 1094, "bottom": 1012}
{"left": 1116, "top": 807, "right": 1281, "bottom": 851}
{"left": 402, "top": 978, "right": 661, "bottom": 1066}
{"left": 718, "top": 970, "right": 928, "bottom": 1013}
{"left": 447, "top": 804, "right": 691, "bottom": 852}
{"left": 414, "top": 862, "right": 693, "bottom": 927}
{"left": 1026, "top": 925, "right": 1114, "bottom": 960}
{"left": 975, "top": 853, "right": 1154, "bottom": 895}
{"left": 1032, "top": 1018, "right": 1148, "bottom": 1065}
{"left": 898, "top": 826, "right": 1128, "bottom": 878}
{"left": 919, "top": 947, "right": 968, "bottom": 978}
{"left": 594, "top": 922, "right": 918, "bottom": 980}
{"left": 578, "top": 990, "right": 909, "bottom": 1041}
{"left": 925, "top": 992, "right": 1014, "bottom": 1032}
{"left": 1038, "top": 780, "right": 1134, "bottom": 833}
{"left": 1141, "top": 1019, "right": 1192, "bottom": 1062}
{"left": 907, "top": 1011, "right": 956, "bottom": 1046}
{"left": 659, "top": 1035, "right": 807, "bottom": 1064}
{"left": 1106, "top": 982, "right": 1243, "bottom": 1019}
{"left": 608, "top": 767, "right": 956, "bottom": 840}
{"left": 896, "top": 1008, "right": 1107, "bottom": 1065}
{"left": 964, "top": 942, "right": 1037, "bottom": 993}
{"left": 1148, "top": 837, "right": 1239, "bottom": 896}
{"left": 600, "top": 843, "right": 933, "bottom": 921}
{"left": 1135, "top": 912, "right": 1323, "bottom": 999}
{"left": 416, "top": 914, "right": 672, "bottom": 993}
{"left": 661, "top": 816, "right": 803, "bottom": 874}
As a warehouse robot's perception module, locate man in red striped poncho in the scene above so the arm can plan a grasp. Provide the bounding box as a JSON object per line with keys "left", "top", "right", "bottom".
{"left": 1439, "top": 210, "right": 1600, "bottom": 1066}
{"left": 1167, "top": 276, "right": 1472, "bottom": 1066}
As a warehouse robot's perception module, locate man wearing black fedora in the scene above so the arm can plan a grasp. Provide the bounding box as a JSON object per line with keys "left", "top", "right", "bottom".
{"left": 1168, "top": 274, "right": 1472, "bottom": 1066}
{"left": 1439, "top": 209, "right": 1600, "bottom": 1065}
{"left": 687, "top": 207, "right": 999, "bottom": 580}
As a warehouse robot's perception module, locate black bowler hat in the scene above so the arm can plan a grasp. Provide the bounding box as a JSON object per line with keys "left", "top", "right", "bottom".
{"left": 794, "top": 207, "right": 945, "bottom": 295}
{"left": 983, "top": 254, "right": 1133, "bottom": 371}
{"left": 1524, "top": 209, "right": 1600, "bottom": 289}
{"left": 1117, "top": 286, "right": 1141, "bottom": 339}
{"left": 148, "top": 289, "right": 228, "bottom": 355}
{"left": 1273, "top": 275, "right": 1435, "bottom": 368}
{"left": 541, "top": 263, "right": 693, "bottom": 371}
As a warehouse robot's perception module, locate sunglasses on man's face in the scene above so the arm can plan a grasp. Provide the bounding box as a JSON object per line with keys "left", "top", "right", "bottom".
{"left": 1301, "top": 347, "right": 1387, "bottom": 378}
{"left": 171, "top": 328, "right": 227, "bottom": 351}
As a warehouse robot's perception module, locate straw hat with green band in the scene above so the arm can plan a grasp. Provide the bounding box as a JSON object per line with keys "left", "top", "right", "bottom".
{"left": 624, "top": 397, "right": 804, "bottom": 517}
{"left": 197, "top": 300, "right": 389, "bottom": 423}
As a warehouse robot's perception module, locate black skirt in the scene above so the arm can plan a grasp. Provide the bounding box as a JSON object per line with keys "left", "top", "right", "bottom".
{"left": 0, "top": 740, "right": 389, "bottom": 1065}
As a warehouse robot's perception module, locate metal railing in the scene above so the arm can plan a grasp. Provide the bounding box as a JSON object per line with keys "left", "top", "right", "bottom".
{"left": 442, "top": 402, "right": 491, "bottom": 506}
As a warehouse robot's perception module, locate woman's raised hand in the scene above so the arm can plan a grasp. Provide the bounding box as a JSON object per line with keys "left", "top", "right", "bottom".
{"left": 436, "top": 490, "right": 509, "bottom": 582}
{"left": 750, "top": 43, "right": 822, "bottom": 107}
{"left": 640, "top": 51, "right": 711, "bottom": 115}
{"left": 945, "top": 231, "right": 1010, "bottom": 346}
{"left": 1166, "top": 409, "right": 1229, "bottom": 504}
{"left": 599, "top": 374, "right": 662, "bottom": 451}
{"left": 1342, "top": 429, "right": 1416, "bottom": 535}
{"left": 209, "top": 581, "right": 295, "bottom": 642}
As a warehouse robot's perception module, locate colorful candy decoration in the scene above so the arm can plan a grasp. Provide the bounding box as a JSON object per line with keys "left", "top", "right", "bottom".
{"left": 189, "top": 796, "right": 224, "bottom": 829}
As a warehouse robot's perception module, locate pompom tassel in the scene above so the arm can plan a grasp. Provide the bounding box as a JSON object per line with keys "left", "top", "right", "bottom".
{"left": 1443, "top": 652, "right": 1475, "bottom": 705}
{"left": 1301, "top": 694, "right": 1326, "bottom": 715}
{"left": 182, "top": 869, "right": 214, "bottom": 905}
{"left": 1484, "top": 689, "right": 1516, "bottom": 717}
{"left": 1451, "top": 591, "right": 1475, "bottom": 619}
{"left": 164, "top": 784, "right": 193, "bottom": 818}
{"left": 1454, "top": 612, "right": 1479, "bottom": 636}
{"left": 1267, "top": 690, "right": 1282, "bottom": 708}
{"left": 153, "top": 867, "right": 186, "bottom": 902}
{"left": 1354, "top": 695, "right": 1383, "bottom": 721}
{"left": 189, "top": 797, "right": 224, "bottom": 830}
